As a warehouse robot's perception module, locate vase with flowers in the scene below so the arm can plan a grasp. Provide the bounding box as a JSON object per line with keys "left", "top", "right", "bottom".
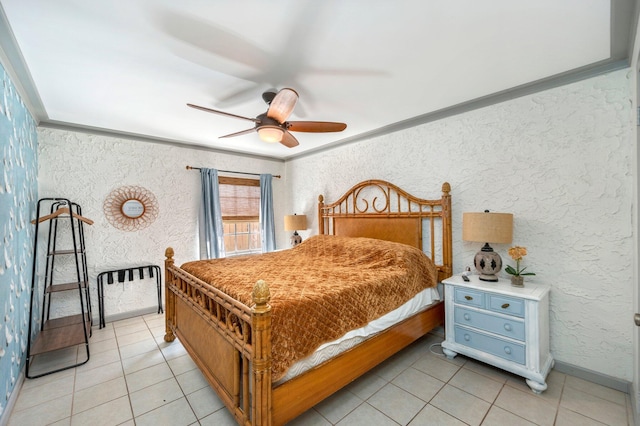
{"left": 505, "top": 246, "right": 535, "bottom": 287}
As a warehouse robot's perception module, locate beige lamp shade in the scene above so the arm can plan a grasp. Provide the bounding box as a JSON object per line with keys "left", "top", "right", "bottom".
{"left": 462, "top": 212, "right": 513, "bottom": 243}
{"left": 284, "top": 214, "right": 307, "bottom": 231}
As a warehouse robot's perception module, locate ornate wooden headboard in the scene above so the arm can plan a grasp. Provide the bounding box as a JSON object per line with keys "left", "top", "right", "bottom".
{"left": 318, "top": 180, "right": 452, "bottom": 281}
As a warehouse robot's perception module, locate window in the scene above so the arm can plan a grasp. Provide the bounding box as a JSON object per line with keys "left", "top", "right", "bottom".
{"left": 219, "top": 177, "right": 261, "bottom": 256}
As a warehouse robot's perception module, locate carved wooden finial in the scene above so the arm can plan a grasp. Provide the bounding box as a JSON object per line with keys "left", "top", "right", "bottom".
{"left": 252, "top": 279, "right": 271, "bottom": 309}
{"left": 318, "top": 194, "right": 324, "bottom": 203}
{"left": 442, "top": 182, "right": 451, "bottom": 195}
{"left": 165, "top": 247, "right": 174, "bottom": 260}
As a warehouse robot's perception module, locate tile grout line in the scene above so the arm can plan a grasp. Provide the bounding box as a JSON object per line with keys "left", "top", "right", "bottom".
{"left": 438, "top": 353, "right": 478, "bottom": 425}
{"left": 143, "top": 313, "right": 200, "bottom": 424}
{"left": 150, "top": 315, "right": 196, "bottom": 423}
{"left": 425, "top": 342, "right": 552, "bottom": 425}
{"left": 115, "top": 323, "right": 137, "bottom": 426}
{"left": 551, "top": 373, "right": 566, "bottom": 426}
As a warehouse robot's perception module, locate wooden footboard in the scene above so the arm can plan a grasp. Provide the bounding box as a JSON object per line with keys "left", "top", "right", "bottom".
{"left": 164, "top": 248, "right": 271, "bottom": 425}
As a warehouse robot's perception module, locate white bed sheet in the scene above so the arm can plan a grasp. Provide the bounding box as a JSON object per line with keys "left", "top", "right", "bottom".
{"left": 276, "top": 285, "right": 441, "bottom": 384}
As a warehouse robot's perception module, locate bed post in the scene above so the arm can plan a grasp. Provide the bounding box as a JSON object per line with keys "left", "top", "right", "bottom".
{"left": 164, "top": 247, "right": 176, "bottom": 343}
{"left": 251, "top": 279, "right": 272, "bottom": 425}
{"left": 441, "top": 182, "right": 453, "bottom": 279}
{"left": 318, "top": 195, "right": 325, "bottom": 234}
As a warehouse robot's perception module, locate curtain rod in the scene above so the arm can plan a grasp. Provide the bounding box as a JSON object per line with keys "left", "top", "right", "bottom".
{"left": 186, "top": 166, "right": 281, "bottom": 179}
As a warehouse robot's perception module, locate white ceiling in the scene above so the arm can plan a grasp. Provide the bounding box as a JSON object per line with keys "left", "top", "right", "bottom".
{"left": 0, "top": 1, "right": 634, "bottom": 160}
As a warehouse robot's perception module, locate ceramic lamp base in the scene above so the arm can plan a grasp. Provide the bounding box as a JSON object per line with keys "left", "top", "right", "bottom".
{"left": 290, "top": 232, "right": 302, "bottom": 247}
{"left": 474, "top": 244, "right": 502, "bottom": 282}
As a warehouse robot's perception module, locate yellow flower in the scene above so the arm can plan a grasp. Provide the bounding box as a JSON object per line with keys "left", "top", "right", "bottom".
{"left": 508, "top": 246, "right": 527, "bottom": 261}
{"left": 505, "top": 246, "right": 535, "bottom": 277}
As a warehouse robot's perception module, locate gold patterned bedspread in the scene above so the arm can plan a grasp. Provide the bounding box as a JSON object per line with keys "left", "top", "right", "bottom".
{"left": 181, "top": 234, "right": 437, "bottom": 380}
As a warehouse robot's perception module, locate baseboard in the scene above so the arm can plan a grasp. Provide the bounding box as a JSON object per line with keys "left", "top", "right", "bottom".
{"left": 102, "top": 305, "right": 163, "bottom": 325}
{"left": 553, "top": 360, "right": 631, "bottom": 393}
{"left": 0, "top": 366, "right": 25, "bottom": 426}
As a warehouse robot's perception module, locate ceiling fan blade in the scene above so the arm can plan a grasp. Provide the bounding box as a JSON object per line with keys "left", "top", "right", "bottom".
{"left": 287, "top": 121, "right": 347, "bottom": 133}
{"left": 187, "top": 103, "right": 257, "bottom": 123}
{"left": 216, "top": 84, "right": 263, "bottom": 108}
{"left": 218, "top": 128, "right": 256, "bottom": 139}
{"left": 267, "top": 88, "right": 299, "bottom": 123}
{"left": 279, "top": 131, "right": 300, "bottom": 148}
{"left": 162, "top": 12, "right": 269, "bottom": 70}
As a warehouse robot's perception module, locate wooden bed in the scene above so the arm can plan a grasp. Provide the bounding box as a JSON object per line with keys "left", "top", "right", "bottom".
{"left": 163, "top": 179, "right": 452, "bottom": 425}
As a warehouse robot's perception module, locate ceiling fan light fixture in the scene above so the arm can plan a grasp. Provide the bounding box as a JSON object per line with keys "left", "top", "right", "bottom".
{"left": 188, "top": 88, "right": 343, "bottom": 149}
{"left": 257, "top": 126, "right": 284, "bottom": 143}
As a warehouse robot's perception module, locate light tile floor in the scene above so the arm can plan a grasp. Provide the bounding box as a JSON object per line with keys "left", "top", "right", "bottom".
{"left": 8, "top": 312, "right": 635, "bottom": 426}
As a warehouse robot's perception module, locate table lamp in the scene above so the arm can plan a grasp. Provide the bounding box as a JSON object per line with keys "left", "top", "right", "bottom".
{"left": 462, "top": 210, "right": 513, "bottom": 282}
{"left": 284, "top": 214, "right": 307, "bottom": 247}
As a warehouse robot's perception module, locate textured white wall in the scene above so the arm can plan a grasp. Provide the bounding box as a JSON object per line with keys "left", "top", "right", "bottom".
{"left": 286, "top": 69, "right": 635, "bottom": 381}
{"left": 36, "top": 129, "right": 286, "bottom": 321}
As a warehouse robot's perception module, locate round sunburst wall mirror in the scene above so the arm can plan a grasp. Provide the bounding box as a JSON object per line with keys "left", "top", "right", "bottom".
{"left": 103, "top": 185, "right": 159, "bottom": 231}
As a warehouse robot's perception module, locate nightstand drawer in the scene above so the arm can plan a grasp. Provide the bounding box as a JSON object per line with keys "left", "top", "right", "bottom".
{"left": 488, "top": 294, "right": 525, "bottom": 318}
{"left": 454, "top": 287, "right": 485, "bottom": 308}
{"left": 454, "top": 325, "right": 526, "bottom": 365}
{"left": 454, "top": 306, "right": 525, "bottom": 341}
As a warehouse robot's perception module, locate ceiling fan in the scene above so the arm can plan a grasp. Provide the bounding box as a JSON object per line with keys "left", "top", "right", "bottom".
{"left": 187, "top": 88, "right": 346, "bottom": 148}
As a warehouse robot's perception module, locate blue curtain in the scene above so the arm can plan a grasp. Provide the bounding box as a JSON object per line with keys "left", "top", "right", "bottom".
{"left": 200, "top": 168, "right": 225, "bottom": 259}
{"left": 260, "top": 174, "right": 276, "bottom": 252}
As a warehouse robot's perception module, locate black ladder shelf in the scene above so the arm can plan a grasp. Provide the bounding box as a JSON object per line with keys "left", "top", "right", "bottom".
{"left": 26, "top": 198, "right": 93, "bottom": 378}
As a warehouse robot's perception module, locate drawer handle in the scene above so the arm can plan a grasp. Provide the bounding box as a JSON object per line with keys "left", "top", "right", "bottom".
{"left": 501, "top": 303, "right": 510, "bottom": 309}
{"left": 465, "top": 295, "right": 473, "bottom": 301}
{"left": 463, "top": 313, "right": 471, "bottom": 321}
{"left": 463, "top": 334, "right": 471, "bottom": 342}
{"left": 504, "top": 346, "right": 512, "bottom": 355}
{"left": 504, "top": 324, "right": 512, "bottom": 331}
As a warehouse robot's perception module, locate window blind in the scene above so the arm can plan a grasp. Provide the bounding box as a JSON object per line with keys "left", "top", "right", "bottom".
{"left": 219, "top": 177, "right": 260, "bottom": 221}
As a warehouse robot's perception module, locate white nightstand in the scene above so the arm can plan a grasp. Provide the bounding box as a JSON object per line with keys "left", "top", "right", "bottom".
{"left": 441, "top": 274, "right": 554, "bottom": 393}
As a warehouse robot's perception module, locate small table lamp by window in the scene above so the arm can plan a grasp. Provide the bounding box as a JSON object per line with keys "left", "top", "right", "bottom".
{"left": 284, "top": 214, "right": 307, "bottom": 247}
{"left": 462, "top": 210, "right": 513, "bottom": 282}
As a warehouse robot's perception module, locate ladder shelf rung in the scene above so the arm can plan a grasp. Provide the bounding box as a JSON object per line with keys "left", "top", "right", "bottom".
{"left": 42, "top": 313, "right": 90, "bottom": 330}
{"left": 31, "top": 316, "right": 91, "bottom": 356}
{"left": 47, "top": 249, "right": 85, "bottom": 256}
{"left": 46, "top": 281, "right": 88, "bottom": 293}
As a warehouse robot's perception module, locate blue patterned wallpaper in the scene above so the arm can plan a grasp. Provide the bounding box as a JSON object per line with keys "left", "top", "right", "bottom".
{"left": 0, "top": 63, "right": 38, "bottom": 418}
